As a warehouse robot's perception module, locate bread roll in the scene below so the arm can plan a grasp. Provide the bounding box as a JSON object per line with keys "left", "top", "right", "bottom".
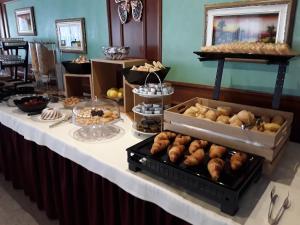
{"left": 264, "top": 123, "right": 281, "bottom": 133}
{"left": 271, "top": 115, "right": 285, "bottom": 126}
{"left": 237, "top": 110, "right": 255, "bottom": 125}
{"left": 216, "top": 115, "right": 230, "bottom": 124}
{"left": 205, "top": 110, "right": 218, "bottom": 121}
{"left": 229, "top": 115, "right": 243, "bottom": 127}
{"left": 195, "top": 103, "right": 209, "bottom": 115}
{"left": 217, "top": 106, "right": 232, "bottom": 116}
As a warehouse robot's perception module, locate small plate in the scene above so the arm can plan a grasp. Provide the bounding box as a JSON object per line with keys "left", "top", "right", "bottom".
{"left": 132, "top": 89, "right": 174, "bottom": 98}
{"left": 31, "top": 113, "right": 66, "bottom": 123}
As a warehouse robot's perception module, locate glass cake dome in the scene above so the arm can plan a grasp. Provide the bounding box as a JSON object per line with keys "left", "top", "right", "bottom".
{"left": 71, "top": 98, "right": 121, "bottom": 142}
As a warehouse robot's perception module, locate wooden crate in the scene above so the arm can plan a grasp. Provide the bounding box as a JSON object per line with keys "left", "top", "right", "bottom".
{"left": 164, "top": 97, "right": 293, "bottom": 161}
{"left": 64, "top": 73, "right": 92, "bottom": 97}
{"left": 91, "top": 58, "right": 146, "bottom": 113}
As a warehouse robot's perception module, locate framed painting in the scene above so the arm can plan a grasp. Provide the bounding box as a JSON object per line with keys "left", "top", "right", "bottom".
{"left": 15, "top": 7, "right": 37, "bottom": 36}
{"left": 55, "top": 18, "right": 87, "bottom": 53}
{"left": 204, "top": 0, "right": 296, "bottom": 46}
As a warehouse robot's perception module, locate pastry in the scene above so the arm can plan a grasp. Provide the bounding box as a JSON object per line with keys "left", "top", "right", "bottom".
{"left": 183, "top": 106, "right": 199, "bottom": 117}
{"left": 263, "top": 123, "right": 281, "bottom": 133}
{"left": 40, "top": 108, "right": 62, "bottom": 120}
{"left": 195, "top": 103, "right": 209, "bottom": 115}
{"left": 173, "top": 134, "right": 191, "bottom": 146}
{"left": 229, "top": 115, "right": 243, "bottom": 127}
{"left": 230, "top": 152, "right": 248, "bottom": 171}
{"left": 216, "top": 115, "right": 230, "bottom": 124}
{"left": 75, "top": 107, "right": 119, "bottom": 126}
{"left": 184, "top": 149, "right": 205, "bottom": 166}
{"left": 217, "top": 106, "right": 232, "bottom": 116}
{"left": 201, "top": 42, "right": 293, "bottom": 55}
{"left": 131, "top": 61, "right": 165, "bottom": 72}
{"left": 168, "top": 145, "right": 185, "bottom": 162}
{"left": 189, "top": 140, "right": 208, "bottom": 154}
{"left": 205, "top": 110, "right": 218, "bottom": 121}
{"left": 150, "top": 140, "right": 170, "bottom": 155}
{"left": 151, "top": 131, "right": 176, "bottom": 155}
{"left": 207, "top": 158, "right": 225, "bottom": 181}
{"left": 237, "top": 110, "right": 255, "bottom": 125}
{"left": 209, "top": 144, "right": 227, "bottom": 158}
{"left": 271, "top": 115, "right": 285, "bottom": 126}
{"left": 154, "top": 131, "right": 176, "bottom": 143}
{"left": 63, "top": 97, "right": 80, "bottom": 108}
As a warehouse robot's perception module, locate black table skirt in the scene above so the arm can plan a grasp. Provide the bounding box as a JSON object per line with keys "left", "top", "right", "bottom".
{"left": 0, "top": 123, "right": 191, "bottom": 225}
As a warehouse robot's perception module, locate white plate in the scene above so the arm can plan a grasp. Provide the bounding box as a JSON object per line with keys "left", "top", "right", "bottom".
{"left": 31, "top": 113, "right": 66, "bottom": 123}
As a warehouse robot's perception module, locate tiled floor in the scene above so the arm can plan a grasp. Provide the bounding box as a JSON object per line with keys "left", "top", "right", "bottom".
{"left": 0, "top": 175, "right": 58, "bottom": 225}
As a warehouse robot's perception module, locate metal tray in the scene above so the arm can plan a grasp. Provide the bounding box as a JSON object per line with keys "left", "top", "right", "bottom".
{"left": 127, "top": 134, "right": 264, "bottom": 215}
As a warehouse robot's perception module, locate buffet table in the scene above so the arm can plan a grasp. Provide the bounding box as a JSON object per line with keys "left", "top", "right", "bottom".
{"left": 0, "top": 102, "right": 299, "bottom": 225}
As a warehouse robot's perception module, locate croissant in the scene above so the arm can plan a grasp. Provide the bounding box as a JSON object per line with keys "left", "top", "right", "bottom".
{"left": 230, "top": 152, "right": 248, "bottom": 171}
{"left": 154, "top": 131, "right": 176, "bottom": 142}
{"left": 209, "top": 144, "right": 227, "bottom": 158}
{"left": 207, "top": 158, "right": 225, "bottom": 181}
{"left": 150, "top": 140, "right": 170, "bottom": 155}
{"left": 184, "top": 149, "right": 205, "bottom": 166}
{"left": 173, "top": 134, "right": 191, "bottom": 146}
{"left": 168, "top": 145, "right": 185, "bottom": 162}
{"left": 151, "top": 131, "right": 176, "bottom": 155}
{"left": 189, "top": 140, "right": 208, "bottom": 154}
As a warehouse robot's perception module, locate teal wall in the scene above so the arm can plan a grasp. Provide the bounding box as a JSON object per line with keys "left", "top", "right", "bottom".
{"left": 5, "top": 0, "right": 109, "bottom": 61}
{"left": 5, "top": 0, "right": 300, "bottom": 96}
{"left": 162, "top": 0, "right": 300, "bottom": 96}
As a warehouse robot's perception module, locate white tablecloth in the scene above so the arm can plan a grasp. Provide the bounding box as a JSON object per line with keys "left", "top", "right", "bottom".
{"left": 0, "top": 102, "right": 299, "bottom": 225}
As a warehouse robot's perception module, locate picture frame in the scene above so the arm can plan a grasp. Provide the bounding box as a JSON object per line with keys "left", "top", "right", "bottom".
{"left": 204, "top": 0, "right": 296, "bottom": 47}
{"left": 15, "top": 7, "right": 37, "bottom": 36}
{"left": 55, "top": 18, "right": 87, "bottom": 53}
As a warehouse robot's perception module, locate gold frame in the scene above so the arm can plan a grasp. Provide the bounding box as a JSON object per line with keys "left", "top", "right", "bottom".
{"left": 204, "top": 0, "right": 297, "bottom": 46}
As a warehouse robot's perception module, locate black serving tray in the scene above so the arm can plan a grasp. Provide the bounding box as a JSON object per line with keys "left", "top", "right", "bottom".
{"left": 127, "top": 134, "right": 264, "bottom": 215}
{"left": 194, "top": 51, "right": 296, "bottom": 62}
{"left": 62, "top": 61, "right": 91, "bottom": 74}
{"left": 122, "top": 67, "right": 170, "bottom": 85}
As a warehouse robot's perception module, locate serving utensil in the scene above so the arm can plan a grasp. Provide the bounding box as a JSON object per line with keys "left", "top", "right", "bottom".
{"left": 268, "top": 186, "right": 291, "bottom": 225}
{"left": 272, "top": 194, "right": 291, "bottom": 225}
{"left": 268, "top": 186, "right": 278, "bottom": 224}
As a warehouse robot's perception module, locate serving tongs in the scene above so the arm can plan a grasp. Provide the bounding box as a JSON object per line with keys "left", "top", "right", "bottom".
{"left": 241, "top": 118, "right": 262, "bottom": 130}
{"left": 268, "top": 186, "right": 291, "bottom": 225}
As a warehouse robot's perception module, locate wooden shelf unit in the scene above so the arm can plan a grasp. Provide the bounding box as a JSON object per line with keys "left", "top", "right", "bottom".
{"left": 64, "top": 73, "right": 92, "bottom": 97}
{"left": 91, "top": 58, "right": 146, "bottom": 114}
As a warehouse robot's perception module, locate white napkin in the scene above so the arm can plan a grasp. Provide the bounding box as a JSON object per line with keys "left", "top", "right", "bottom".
{"left": 245, "top": 182, "right": 299, "bottom": 225}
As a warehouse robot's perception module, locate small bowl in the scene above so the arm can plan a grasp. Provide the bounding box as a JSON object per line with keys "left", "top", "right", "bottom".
{"left": 102, "top": 46, "right": 130, "bottom": 60}
{"left": 14, "top": 96, "right": 49, "bottom": 113}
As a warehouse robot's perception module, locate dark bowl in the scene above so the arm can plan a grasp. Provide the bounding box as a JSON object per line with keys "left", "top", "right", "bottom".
{"left": 122, "top": 67, "right": 170, "bottom": 85}
{"left": 14, "top": 96, "right": 49, "bottom": 113}
{"left": 62, "top": 61, "right": 91, "bottom": 74}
